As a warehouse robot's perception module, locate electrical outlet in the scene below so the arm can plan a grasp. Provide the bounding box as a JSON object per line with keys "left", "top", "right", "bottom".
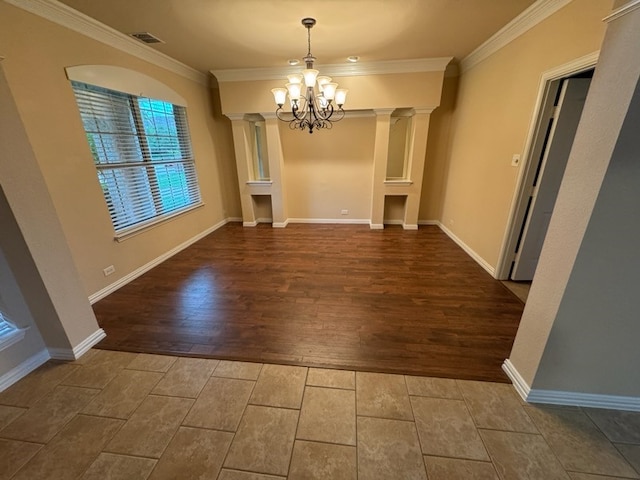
{"left": 103, "top": 265, "right": 115, "bottom": 276}
{"left": 511, "top": 154, "right": 521, "bottom": 167}
{"left": 341, "top": 209, "right": 349, "bottom": 215}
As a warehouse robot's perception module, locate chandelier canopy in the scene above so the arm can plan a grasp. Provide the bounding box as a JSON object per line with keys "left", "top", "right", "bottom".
{"left": 271, "top": 18, "right": 348, "bottom": 134}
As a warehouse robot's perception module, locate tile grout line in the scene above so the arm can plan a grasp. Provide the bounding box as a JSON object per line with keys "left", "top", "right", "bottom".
{"left": 404, "top": 374, "right": 429, "bottom": 479}
{"left": 215, "top": 363, "right": 262, "bottom": 478}
{"left": 286, "top": 366, "right": 308, "bottom": 478}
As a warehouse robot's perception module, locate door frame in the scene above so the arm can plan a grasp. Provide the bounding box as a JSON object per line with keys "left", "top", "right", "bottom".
{"left": 495, "top": 52, "right": 600, "bottom": 280}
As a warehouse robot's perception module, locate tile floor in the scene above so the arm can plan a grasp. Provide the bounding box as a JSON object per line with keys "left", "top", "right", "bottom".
{"left": 1, "top": 349, "right": 639, "bottom": 479}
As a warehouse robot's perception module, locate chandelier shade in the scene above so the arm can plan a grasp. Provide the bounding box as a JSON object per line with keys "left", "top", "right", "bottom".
{"left": 271, "top": 18, "right": 348, "bottom": 134}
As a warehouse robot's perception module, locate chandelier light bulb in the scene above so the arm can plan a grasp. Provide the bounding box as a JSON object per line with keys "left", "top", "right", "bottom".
{"left": 302, "top": 69, "right": 319, "bottom": 87}
{"left": 271, "top": 88, "right": 287, "bottom": 107}
{"left": 316, "top": 76, "right": 332, "bottom": 92}
{"left": 285, "top": 82, "right": 302, "bottom": 100}
{"left": 335, "top": 89, "right": 348, "bottom": 106}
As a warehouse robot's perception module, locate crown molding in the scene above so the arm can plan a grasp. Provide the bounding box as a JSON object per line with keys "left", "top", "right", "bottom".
{"left": 460, "top": 0, "right": 572, "bottom": 73}
{"left": 4, "top": 0, "right": 208, "bottom": 85}
{"left": 211, "top": 57, "right": 453, "bottom": 83}
{"left": 603, "top": 0, "right": 640, "bottom": 22}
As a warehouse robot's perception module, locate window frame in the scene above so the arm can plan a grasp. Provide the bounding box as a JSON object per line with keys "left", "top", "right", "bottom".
{"left": 66, "top": 66, "right": 203, "bottom": 240}
{"left": 0, "top": 311, "right": 26, "bottom": 352}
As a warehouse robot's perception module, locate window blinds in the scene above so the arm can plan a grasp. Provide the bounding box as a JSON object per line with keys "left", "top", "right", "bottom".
{"left": 71, "top": 81, "right": 202, "bottom": 234}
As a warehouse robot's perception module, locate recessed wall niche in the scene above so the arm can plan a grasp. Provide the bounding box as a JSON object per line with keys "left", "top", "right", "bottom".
{"left": 251, "top": 195, "right": 273, "bottom": 223}
{"left": 247, "top": 115, "right": 270, "bottom": 181}
{"left": 386, "top": 109, "right": 413, "bottom": 180}
{"left": 383, "top": 195, "right": 408, "bottom": 225}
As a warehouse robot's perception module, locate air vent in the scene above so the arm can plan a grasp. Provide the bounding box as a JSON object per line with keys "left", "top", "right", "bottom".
{"left": 129, "top": 32, "right": 165, "bottom": 44}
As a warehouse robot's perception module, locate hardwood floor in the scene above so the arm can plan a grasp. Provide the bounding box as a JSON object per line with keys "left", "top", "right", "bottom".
{"left": 93, "top": 223, "right": 525, "bottom": 382}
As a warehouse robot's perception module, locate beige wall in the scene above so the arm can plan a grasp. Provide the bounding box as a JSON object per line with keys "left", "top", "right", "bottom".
{"left": 217, "top": 67, "right": 446, "bottom": 227}
{"left": 217, "top": 71, "right": 445, "bottom": 115}
{"left": 0, "top": 190, "right": 47, "bottom": 374}
{"left": 0, "top": 3, "right": 237, "bottom": 298}
{"left": 0, "top": 64, "right": 98, "bottom": 359}
{"left": 281, "top": 116, "right": 376, "bottom": 220}
{"left": 437, "top": 0, "right": 612, "bottom": 268}
{"left": 510, "top": 5, "right": 640, "bottom": 395}
{"left": 419, "top": 75, "right": 458, "bottom": 221}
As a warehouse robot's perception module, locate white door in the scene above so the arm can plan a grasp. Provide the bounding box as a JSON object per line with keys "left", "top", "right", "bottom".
{"left": 511, "top": 78, "right": 592, "bottom": 280}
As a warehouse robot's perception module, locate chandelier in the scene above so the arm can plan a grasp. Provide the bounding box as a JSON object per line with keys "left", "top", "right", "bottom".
{"left": 271, "top": 18, "right": 348, "bottom": 134}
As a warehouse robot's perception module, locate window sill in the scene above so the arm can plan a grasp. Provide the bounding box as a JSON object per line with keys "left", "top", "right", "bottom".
{"left": 115, "top": 202, "right": 205, "bottom": 242}
{"left": 384, "top": 180, "right": 413, "bottom": 186}
{"left": 0, "top": 327, "right": 28, "bottom": 352}
{"left": 246, "top": 180, "right": 272, "bottom": 186}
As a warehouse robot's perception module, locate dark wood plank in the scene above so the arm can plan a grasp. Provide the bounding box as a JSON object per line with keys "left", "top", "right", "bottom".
{"left": 92, "top": 224, "right": 524, "bottom": 382}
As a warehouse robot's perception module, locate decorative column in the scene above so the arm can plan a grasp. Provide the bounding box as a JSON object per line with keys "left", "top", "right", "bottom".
{"left": 370, "top": 109, "right": 394, "bottom": 229}
{"left": 228, "top": 115, "right": 257, "bottom": 226}
{"left": 402, "top": 108, "right": 433, "bottom": 229}
{"left": 262, "top": 114, "right": 288, "bottom": 227}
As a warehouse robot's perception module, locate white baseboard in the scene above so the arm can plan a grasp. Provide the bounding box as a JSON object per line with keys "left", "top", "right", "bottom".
{"left": 503, "top": 359, "right": 640, "bottom": 412}
{"left": 370, "top": 223, "right": 384, "bottom": 230}
{"left": 527, "top": 389, "right": 640, "bottom": 411}
{"left": 0, "top": 349, "right": 50, "bottom": 392}
{"left": 403, "top": 224, "right": 418, "bottom": 230}
{"left": 48, "top": 329, "right": 106, "bottom": 361}
{"left": 436, "top": 222, "right": 496, "bottom": 277}
{"left": 502, "top": 359, "right": 532, "bottom": 401}
{"left": 417, "top": 220, "right": 439, "bottom": 226}
{"left": 89, "top": 218, "right": 231, "bottom": 303}
{"left": 226, "top": 217, "right": 242, "bottom": 223}
{"left": 272, "top": 219, "right": 289, "bottom": 228}
{"left": 288, "top": 218, "right": 370, "bottom": 225}
{"left": 243, "top": 221, "right": 258, "bottom": 227}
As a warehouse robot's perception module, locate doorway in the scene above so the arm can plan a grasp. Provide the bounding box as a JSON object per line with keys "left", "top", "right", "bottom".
{"left": 496, "top": 55, "right": 598, "bottom": 283}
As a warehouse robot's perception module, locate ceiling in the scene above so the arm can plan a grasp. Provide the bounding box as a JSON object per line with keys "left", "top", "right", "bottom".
{"left": 58, "top": 0, "right": 537, "bottom": 73}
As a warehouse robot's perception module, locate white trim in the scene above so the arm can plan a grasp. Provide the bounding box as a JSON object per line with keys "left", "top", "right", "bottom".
{"left": 384, "top": 180, "right": 413, "bottom": 186}
{"left": 65, "top": 65, "right": 188, "bottom": 106}
{"left": 503, "top": 359, "right": 640, "bottom": 411}
{"left": 403, "top": 224, "right": 418, "bottom": 231}
{"left": 417, "top": 220, "right": 440, "bottom": 226}
{"left": 343, "top": 110, "right": 377, "bottom": 119}
{"left": 604, "top": 0, "right": 640, "bottom": 23}
{"left": 0, "top": 349, "right": 50, "bottom": 392}
{"left": 89, "top": 218, "right": 230, "bottom": 303}
{"left": 437, "top": 223, "right": 496, "bottom": 276}
{"left": 384, "top": 219, "right": 404, "bottom": 225}
{"left": 527, "top": 390, "right": 640, "bottom": 411}
{"left": 246, "top": 181, "right": 273, "bottom": 186}
{"left": 287, "top": 218, "right": 371, "bottom": 225}
{"left": 212, "top": 57, "right": 452, "bottom": 83}
{"left": 0, "top": 327, "right": 28, "bottom": 352}
{"left": 495, "top": 52, "right": 599, "bottom": 280}
{"left": 461, "top": 0, "right": 572, "bottom": 73}
{"left": 243, "top": 221, "right": 258, "bottom": 227}
{"left": 369, "top": 223, "right": 384, "bottom": 230}
{"left": 5, "top": 0, "right": 208, "bottom": 85}
{"left": 503, "top": 359, "right": 532, "bottom": 401}
{"left": 272, "top": 219, "right": 290, "bottom": 228}
{"left": 226, "top": 217, "right": 242, "bottom": 223}
{"left": 48, "top": 328, "right": 106, "bottom": 360}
